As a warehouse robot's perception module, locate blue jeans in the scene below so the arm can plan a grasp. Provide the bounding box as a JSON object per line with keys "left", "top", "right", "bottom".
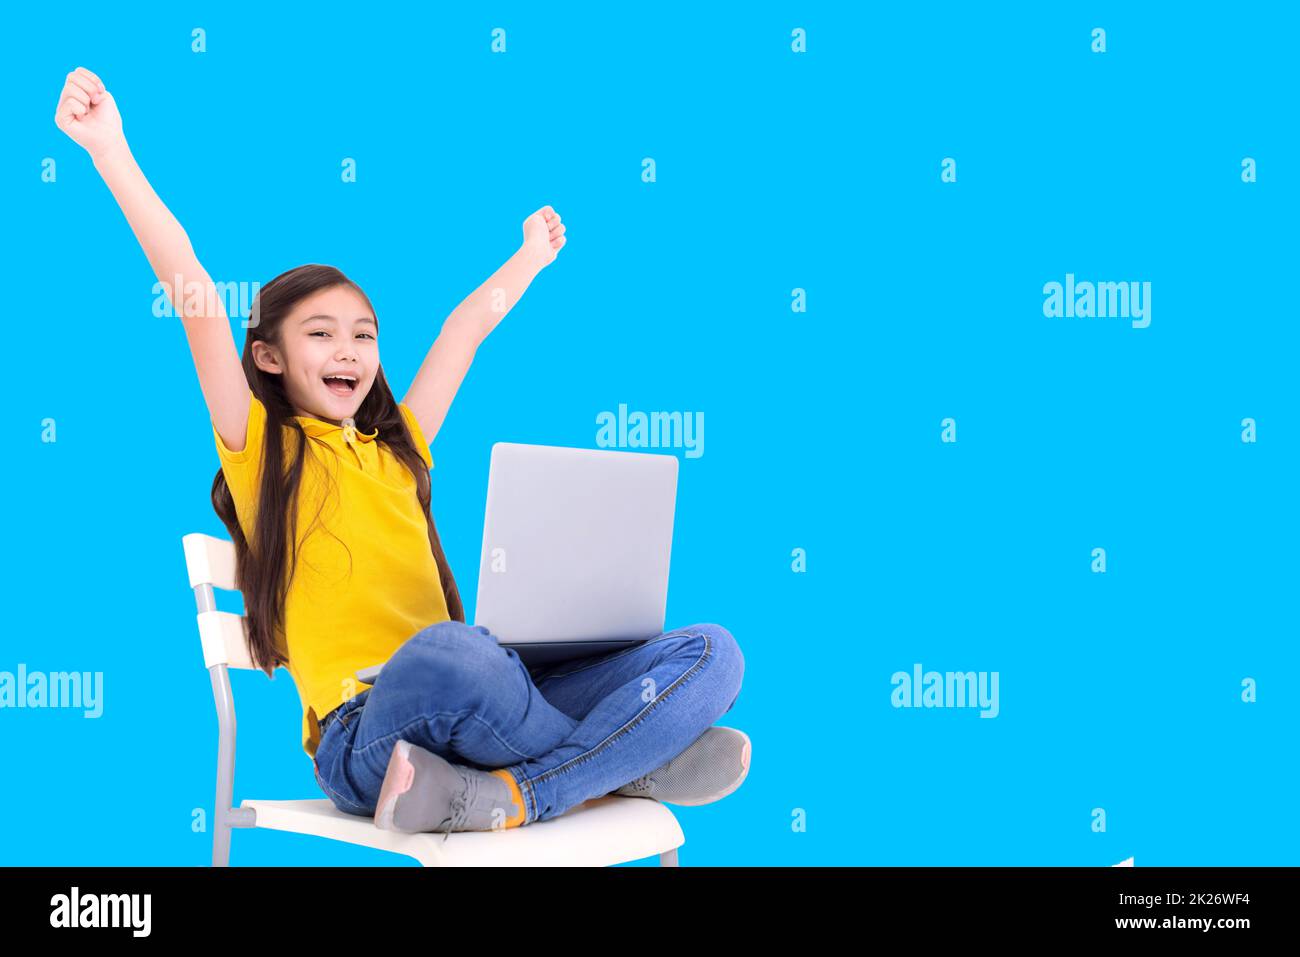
{"left": 311, "top": 619, "right": 744, "bottom": 824}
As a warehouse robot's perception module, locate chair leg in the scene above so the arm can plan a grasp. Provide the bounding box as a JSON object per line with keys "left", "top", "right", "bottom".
{"left": 659, "top": 847, "right": 679, "bottom": 866}
{"left": 209, "top": 662, "right": 238, "bottom": 867}
{"left": 213, "top": 818, "right": 232, "bottom": 867}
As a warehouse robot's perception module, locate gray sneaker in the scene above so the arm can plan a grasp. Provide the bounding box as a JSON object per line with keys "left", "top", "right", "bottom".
{"left": 613, "top": 726, "right": 751, "bottom": 805}
{"left": 373, "top": 739, "right": 524, "bottom": 842}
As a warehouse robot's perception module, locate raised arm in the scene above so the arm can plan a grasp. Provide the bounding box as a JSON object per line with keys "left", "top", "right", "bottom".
{"left": 54, "top": 67, "right": 252, "bottom": 452}
{"left": 402, "top": 205, "right": 567, "bottom": 446}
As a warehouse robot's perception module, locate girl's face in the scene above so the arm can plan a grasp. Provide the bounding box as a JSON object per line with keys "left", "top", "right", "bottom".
{"left": 252, "top": 285, "right": 380, "bottom": 424}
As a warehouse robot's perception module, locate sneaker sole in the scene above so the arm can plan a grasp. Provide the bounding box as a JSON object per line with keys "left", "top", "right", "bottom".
{"left": 374, "top": 740, "right": 416, "bottom": 831}
{"left": 641, "top": 726, "right": 752, "bottom": 806}
{"left": 374, "top": 739, "right": 461, "bottom": 833}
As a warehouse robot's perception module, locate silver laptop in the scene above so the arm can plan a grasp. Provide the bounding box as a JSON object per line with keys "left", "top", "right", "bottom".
{"left": 356, "top": 441, "right": 678, "bottom": 681}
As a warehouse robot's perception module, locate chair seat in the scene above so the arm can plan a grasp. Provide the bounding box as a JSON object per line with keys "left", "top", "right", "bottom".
{"left": 239, "top": 794, "right": 685, "bottom": 866}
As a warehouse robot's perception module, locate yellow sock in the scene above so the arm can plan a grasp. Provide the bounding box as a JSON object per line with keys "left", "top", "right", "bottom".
{"left": 490, "top": 769, "right": 528, "bottom": 828}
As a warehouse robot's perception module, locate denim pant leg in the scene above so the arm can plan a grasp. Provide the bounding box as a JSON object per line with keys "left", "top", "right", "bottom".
{"left": 510, "top": 621, "right": 744, "bottom": 823}
{"left": 314, "top": 619, "right": 582, "bottom": 817}
{"left": 312, "top": 619, "right": 744, "bottom": 826}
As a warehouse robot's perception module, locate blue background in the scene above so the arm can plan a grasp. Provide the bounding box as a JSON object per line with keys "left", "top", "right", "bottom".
{"left": 2, "top": 2, "right": 1295, "bottom": 865}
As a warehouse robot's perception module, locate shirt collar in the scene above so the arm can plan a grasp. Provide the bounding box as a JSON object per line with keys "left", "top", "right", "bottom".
{"left": 293, "top": 414, "right": 380, "bottom": 444}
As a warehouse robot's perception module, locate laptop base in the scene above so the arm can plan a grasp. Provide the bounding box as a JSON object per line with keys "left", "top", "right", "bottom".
{"left": 353, "top": 639, "right": 647, "bottom": 686}
{"left": 503, "top": 639, "right": 646, "bottom": 670}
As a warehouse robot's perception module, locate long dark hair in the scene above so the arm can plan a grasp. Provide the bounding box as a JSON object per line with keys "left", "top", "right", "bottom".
{"left": 211, "top": 264, "right": 464, "bottom": 677}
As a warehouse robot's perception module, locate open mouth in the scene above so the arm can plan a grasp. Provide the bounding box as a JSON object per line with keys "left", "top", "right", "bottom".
{"left": 323, "top": 375, "right": 358, "bottom": 396}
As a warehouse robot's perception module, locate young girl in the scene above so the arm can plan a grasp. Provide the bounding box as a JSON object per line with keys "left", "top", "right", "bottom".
{"left": 56, "top": 66, "right": 749, "bottom": 837}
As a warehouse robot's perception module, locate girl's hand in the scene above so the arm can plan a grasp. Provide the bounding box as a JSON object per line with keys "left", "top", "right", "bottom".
{"left": 54, "top": 67, "right": 124, "bottom": 159}
{"left": 521, "top": 205, "right": 566, "bottom": 269}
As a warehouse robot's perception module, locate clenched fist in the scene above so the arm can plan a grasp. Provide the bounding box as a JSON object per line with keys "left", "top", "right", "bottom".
{"left": 54, "top": 67, "right": 125, "bottom": 159}
{"left": 522, "top": 206, "right": 566, "bottom": 269}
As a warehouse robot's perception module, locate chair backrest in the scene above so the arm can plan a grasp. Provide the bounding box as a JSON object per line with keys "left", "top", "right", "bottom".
{"left": 182, "top": 532, "right": 257, "bottom": 672}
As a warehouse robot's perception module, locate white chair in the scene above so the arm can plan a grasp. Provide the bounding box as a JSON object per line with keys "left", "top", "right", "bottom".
{"left": 182, "top": 531, "right": 686, "bottom": 867}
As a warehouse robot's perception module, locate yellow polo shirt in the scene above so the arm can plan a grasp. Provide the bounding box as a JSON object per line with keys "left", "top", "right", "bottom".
{"left": 211, "top": 393, "right": 451, "bottom": 759}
